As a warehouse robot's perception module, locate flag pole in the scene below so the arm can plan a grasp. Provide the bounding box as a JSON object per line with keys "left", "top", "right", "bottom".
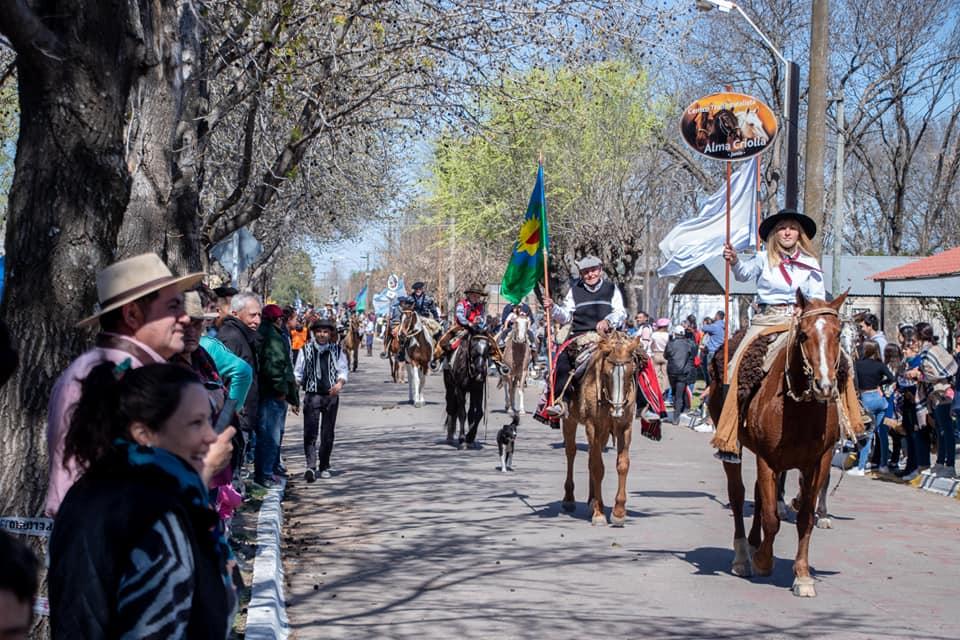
{"left": 755, "top": 156, "right": 762, "bottom": 251}
{"left": 723, "top": 160, "right": 732, "bottom": 385}
{"left": 538, "top": 152, "right": 556, "bottom": 406}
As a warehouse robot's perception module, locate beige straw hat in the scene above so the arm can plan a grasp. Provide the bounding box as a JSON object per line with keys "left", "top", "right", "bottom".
{"left": 76, "top": 253, "right": 205, "bottom": 328}
{"left": 184, "top": 291, "right": 219, "bottom": 321}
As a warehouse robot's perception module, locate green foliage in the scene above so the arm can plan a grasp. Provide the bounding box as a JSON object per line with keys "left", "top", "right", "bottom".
{"left": 269, "top": 248, "right": 318, "bottom": 306}
{"left": 425, "top": 60, "right": 666, "bottom": 259}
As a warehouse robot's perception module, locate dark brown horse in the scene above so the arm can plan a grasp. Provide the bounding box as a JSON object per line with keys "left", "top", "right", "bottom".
{"left": 342, "top": 314, "right": 362, "bottom": 372}
{"left": 708, "top": 290, "right": 847, "bottom": 597}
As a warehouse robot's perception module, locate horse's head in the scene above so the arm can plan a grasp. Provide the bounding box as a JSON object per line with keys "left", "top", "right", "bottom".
{"left": 595, "top": 332, "right": 646, "bottom": 418}
{"left": 466, "top": 335, "right": 490, "bottom": 382}
{"left": 510, "top": 315, "right": 530, "bottom": 344}
{"left": 397, "top": 309, "right": 420, "bottom": 342}
{"left": 793, "top": 290, "right": 848, "bottom": 401}
{"left": 737, "top": 108, "right": 769, "bottom": 144}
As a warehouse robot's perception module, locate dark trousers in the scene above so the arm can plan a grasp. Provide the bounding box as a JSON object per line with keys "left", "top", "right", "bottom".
{"left": 552, "top": 348, "right": 575, "bottom": 401}
{"left": 901, "top": 399, "right": 919, "bottom": 473}
{"left": 669, "top": 377, "right": 689, "bottom": 422}
{"left": 303, "top": 392, "right": 340, "bottom": 471}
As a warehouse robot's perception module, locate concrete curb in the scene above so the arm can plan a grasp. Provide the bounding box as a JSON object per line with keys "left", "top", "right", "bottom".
{"left": 915, "top": 472, "right": 960, "bottom": 498}
{"left": 245, "top": 478, "right": 289, "bottom": 640}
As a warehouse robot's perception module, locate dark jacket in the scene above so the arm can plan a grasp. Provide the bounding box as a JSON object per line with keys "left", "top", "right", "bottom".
{"left": 49, "top": 449, "right": 232, "bottom": 639}
{"left": 664, "top": 335, "right": 697, "bottom": 383}
{"left": 217, "top": 315, "right": 261, "bottom": 432}
{"left": 258, "top": 321, "right": 300, "bottom": 407}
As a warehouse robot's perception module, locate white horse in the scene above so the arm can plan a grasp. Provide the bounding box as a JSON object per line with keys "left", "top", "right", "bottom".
{"left": 737, "top": 108, "right": 769, "bottom": 145}
{"left": 501, "top": 314, "right": 533, "bottom": 416}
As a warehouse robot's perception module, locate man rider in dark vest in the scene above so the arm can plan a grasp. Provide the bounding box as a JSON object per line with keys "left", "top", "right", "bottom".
{"left": 538, "top": 255, "right": 626, "bottom": 423}
{"left": 409, "top": 281, "right": 440, "bottom": 322}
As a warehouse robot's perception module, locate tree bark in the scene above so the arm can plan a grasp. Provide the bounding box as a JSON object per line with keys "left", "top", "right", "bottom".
{"left": 0, "top": 0, "right": 144, "bottom": 524}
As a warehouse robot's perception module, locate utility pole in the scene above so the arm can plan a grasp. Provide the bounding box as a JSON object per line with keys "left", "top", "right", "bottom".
{"left": 830, "top": 95, "right": 845, "bottom": 297}
{"left": 446, "top": 218, "right": 456, "bottom": 322}
{"left": 364, "top": 252, "right": 371, "bottom": 314}
{"left": 804, "top": 0, "right": 830, "bottom": 249}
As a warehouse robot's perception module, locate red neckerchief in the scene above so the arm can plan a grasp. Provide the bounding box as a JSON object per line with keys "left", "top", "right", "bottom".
{"left": 778, "top": 251, "right": 820, "bottom": 285}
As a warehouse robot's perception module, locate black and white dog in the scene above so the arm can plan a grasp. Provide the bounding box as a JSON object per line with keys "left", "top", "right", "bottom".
{"left": 497, "top": 416, "right": 518, "bottom": 472}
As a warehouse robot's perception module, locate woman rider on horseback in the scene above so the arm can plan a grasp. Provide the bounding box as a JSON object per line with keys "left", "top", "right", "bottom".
{"left": 712, "top": 208, "right": 861, "bottom": 464}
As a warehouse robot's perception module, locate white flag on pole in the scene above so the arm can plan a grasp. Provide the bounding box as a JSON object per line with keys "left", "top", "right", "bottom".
{"left": 657, "top": 159, "right": 759, "bottom": 277}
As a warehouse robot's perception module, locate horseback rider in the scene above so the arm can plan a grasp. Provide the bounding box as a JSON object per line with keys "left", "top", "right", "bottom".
{"left": 409, "top": 281, "right": 442, "bottom": 339}
{"left": 497, "top": 302, "right": 538, "bottom": 352}
{"left": 431, "top": 283, "right": 508, "bottom": 372}
{"left": 538, "top": 255, "right": 627, "bottom": 421}
{"left": 712, "top": 208, "right": 863, "bottom": 463}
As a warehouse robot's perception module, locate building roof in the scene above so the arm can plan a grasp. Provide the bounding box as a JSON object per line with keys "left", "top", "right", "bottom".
{"left": 671, "top": 255, "right": 960, "bottom": 298}
{"left": 868, "top": 246, "right": 960, "bottom": 281}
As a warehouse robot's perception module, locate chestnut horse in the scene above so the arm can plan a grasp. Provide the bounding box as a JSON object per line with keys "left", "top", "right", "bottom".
{"left": 342, "top": 315, "right": 362, "bottom": 372}
{"left": 562, "top": 332, "right": 646, "bottom": 527}
{"left": 397, "top": 308, "right": 433, "bottom": 407}
{"left": 708, "top": 291, "right": 848, "bottom": 597}
{"left": 384, "top": 318, "right": 406, "bottom": 385}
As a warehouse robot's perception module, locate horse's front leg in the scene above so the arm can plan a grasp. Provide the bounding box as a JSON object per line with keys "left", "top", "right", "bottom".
{"left": 792, "top": 452, "right": 832, "bottom": 597}
{"left": 516, "top": 374, "right": 526, "bottom": 415}
{"left": 610, "top": 423, "right": 632, "bottom": 527}
{"left": 562, "top": 418, "right": 577, "bottom": 512}
{"left": 724, "top": 460, "right": 750, "bottom": 577}
{"left": 588, "top": 423, "right": 607, "bottom": 526}
{"left": 751, "top": 458, "right": 780, "bottom": 577}
{"left": 814, "top": 468, "right": 832, "bottom": 529}
{"left": 503, "top": 376, "right": 513, "bottom": 415}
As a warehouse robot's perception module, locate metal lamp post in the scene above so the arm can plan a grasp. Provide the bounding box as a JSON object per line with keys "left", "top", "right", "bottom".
{"left": 695, "top": 0, "right": 800, "bottom": 211}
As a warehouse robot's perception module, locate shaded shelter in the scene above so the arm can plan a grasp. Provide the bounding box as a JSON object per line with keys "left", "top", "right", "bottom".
{"left": 868, "top": 247, "right": 960, "bottom": 330}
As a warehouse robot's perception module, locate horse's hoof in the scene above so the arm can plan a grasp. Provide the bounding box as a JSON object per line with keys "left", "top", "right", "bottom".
{"left": 591, "top": 514, "right": 607, "bottom": 526}
{"left": 731, "top": 560, "right": 752, "bottom": 577}
{"left": 609, "top": 513, "right": 626, "bottom": 527}
{"left": 470, "top": 441, "right": 481, "bottom": 450}
{"left": 561, "top": 500, "right": 576, "bottom": 512}
{"left": 731, "top": 538, "right": 752, "bottom": 577}
{"left": 751, "top": 558, "right": 773, "bottom": 577}
{"left": 792, "top": 576, "right": 817, "bottom": 598}
{"left": 457, "top": 442, "right": 466, "bottom": 450}
{"left": 815, "top": 516, "right": 833, "bottom": 529}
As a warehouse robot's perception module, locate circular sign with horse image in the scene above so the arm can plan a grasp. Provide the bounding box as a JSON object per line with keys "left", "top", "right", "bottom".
{"left": 680, "top": 92, "right": 778, "bottom": 161}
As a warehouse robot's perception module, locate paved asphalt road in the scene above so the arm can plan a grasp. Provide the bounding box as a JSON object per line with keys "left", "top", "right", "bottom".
{"left": 278, "top": 354, "right": 959, "bottom": 640}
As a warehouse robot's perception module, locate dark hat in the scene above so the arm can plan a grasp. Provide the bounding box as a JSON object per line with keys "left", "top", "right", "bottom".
{"left": 311, "top": 318, "right": 336, "bottom": 332}
{"left": 464, "top": 283, "right": 488, "bottom": 296}
{"left": 213, "top": 285, "right": 238, "bottom": 298}
{"left": 759, "top": 208, "right": 817, "bottom": 241}
{"left": 346, "top": 300, "right": 357, "bottom": 309}
{"left": 412, "top": 281, "right": 425, "bottom": 290}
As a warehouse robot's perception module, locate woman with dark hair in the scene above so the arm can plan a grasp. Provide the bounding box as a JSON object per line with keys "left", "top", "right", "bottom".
{"left": 849, "top": 341, "right": 895, "bottom": 476}
{"left": 882, "top": 343, "right": 908, "bottom": 474}
{"left": 912, "top": 322, "right": 958, "bottom": 478}
{"left": 49, "top": 362, "right": 237, "bottom": 639}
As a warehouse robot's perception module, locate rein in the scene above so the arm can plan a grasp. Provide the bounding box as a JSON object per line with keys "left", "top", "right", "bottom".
{"left": 783, "top": 307, "right": 841, "bottom": 403}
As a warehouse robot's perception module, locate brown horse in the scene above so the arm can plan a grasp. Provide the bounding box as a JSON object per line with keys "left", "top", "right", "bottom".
{"left": 397, "top": 308, "right": 434, "bottom": 407}
{"left": 562, "top": 332, "right": 646, "bottom": 527}
{"left": 707, "top": 290, "right": 848, "bottom": 597}
{"left": 384, "top": 319, "right": 406, "bottom": 384}
{"left": 342, "top": 315, "right": 362, "bottom": 372}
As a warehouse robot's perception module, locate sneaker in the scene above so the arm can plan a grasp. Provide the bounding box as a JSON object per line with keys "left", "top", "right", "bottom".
{"left": 714, "top": 451, "right": 741, "bottom": 464}
{"left": 694, "top": 423, "right": 715, "bottom": 434}
{"left": 304, "top": 469, "right": 316, "bottom": 483}
{"left": 320, "top": 469, "right": 332, "bottom": 479}
{"left": 900, "top": 469, "right": 919, "bottom": 481}
{"left": 877, "top": 465, "right": 890, "bottom": 475}
{"left": 920, "top": 466, "right": 935, "bottom": 476}
{"left": 846, "top": 468, "right": 866, "bottom": 477}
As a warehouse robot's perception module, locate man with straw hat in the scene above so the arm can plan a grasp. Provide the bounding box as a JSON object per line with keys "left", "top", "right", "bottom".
{"left": 45, "top": 253, "right": 205, "bottom": 516}
{"left": 431, "top": 283, "right": 508, "bottom": 372}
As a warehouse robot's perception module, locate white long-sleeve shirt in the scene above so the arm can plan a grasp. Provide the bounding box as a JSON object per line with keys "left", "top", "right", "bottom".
{"left": 732, "top": 249, "right": 826, "bottom": 305}
{"left": 550, "top": 278, "right": 627, "bottom": 329}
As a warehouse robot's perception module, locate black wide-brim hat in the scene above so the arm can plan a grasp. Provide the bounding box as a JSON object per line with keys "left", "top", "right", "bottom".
{"left": 759, "top": 208, "right": 817, "bottom": 241}
{"left": 310, "top": 318, "right": 337, "bottom": 332}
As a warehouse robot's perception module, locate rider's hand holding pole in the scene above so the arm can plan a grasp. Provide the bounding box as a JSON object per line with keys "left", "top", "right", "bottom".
{"left": 596, "top": 319, "right": 611, "bottom": 335}
{"left": 723, "top": 243, "right": 738, "bottom": 265}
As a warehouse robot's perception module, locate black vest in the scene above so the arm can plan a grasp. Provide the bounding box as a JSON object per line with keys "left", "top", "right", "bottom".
{"left": 302, "top": 342, "right": 340, "bottom": 394}
{"left": 49, "top": 455, "right": 231, "bottom": 639}
{"left": 570, "top": 279, "right": 616, "bottom": 336}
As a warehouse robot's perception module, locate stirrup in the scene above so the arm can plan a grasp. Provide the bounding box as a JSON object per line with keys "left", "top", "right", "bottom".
{"left": 543, "top": 401, "right": 567, "bottom": 418}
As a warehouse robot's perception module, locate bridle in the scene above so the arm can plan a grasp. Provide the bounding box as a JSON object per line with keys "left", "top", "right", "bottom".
{"left": 595, "top": 336, "right": 638, "bottom": 418}
{"left": 784, "top": 307, "right": 842, "bottom": 403}
{"left": 398, "top": 309, "right": 423, "bottom": 342}
{"left": 465, "top": 333, "right": 490, "bottom": 381}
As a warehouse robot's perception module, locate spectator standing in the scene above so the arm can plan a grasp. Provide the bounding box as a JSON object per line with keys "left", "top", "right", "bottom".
{"left": 701, "top": 310, "right": 726, "bottom": 377}
{"left": 365, "top": 312, "right": 376, "bottom": 356}
{"left": 0, "top": 531, "right": 39, "bottom": 640}
{"left": 49, "top": 363, "right": 237, "bottom": 638}
{"left": 217, "top": 292, "right": 263, "bottom": 464}
{"left": 915, "top": 323, "right": 958, "bottom": 478}
{"left": 664, "top": 325, "right": 697, "bottom": 424}
{"left": 256, "top": 304, "right": 300, "bottom": 486}
{"left": 295, "top": 318, "right": 349, "bottom": 481}
{"left": 859, "top": 313, "right": 888, "bottom": 352}
{"left": 650, "top": 318, "right": 671, "bottom": 398}
{"left": 45, "top": 253, "right": 204, "bottom": 516}
{"left": 849, "top": 341, "right": 894, "bottom": 476}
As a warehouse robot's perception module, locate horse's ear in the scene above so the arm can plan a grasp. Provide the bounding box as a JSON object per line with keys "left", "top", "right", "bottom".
{"left": 795, "top": 288, "right": 808, "bottom": 308}
{"left": 830, "top": 289, "right": 849, "bottom": 310}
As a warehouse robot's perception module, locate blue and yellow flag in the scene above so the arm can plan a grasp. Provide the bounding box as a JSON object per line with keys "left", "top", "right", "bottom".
{"left": 500, "top": 164, "right": 548, "bottom": 304}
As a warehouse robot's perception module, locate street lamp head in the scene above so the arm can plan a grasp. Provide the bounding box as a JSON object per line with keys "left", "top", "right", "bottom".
{"left": 695, "top": 0, "right": 734, "bottom": 12}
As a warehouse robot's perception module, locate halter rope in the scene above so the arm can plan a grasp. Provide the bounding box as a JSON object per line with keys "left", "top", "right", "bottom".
{"left": 783, "top": 307, "right": 841, "bottom": 403}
